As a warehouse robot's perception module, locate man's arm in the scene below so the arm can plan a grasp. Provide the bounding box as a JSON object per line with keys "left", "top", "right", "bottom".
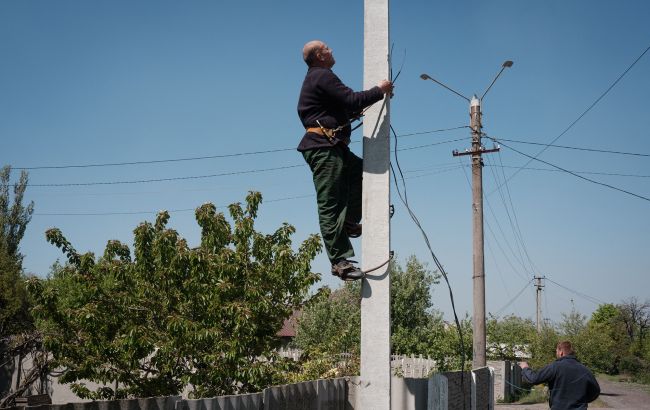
{"left": 321, "top": 71, "right": 390, "bottom": 111}
{"left": 585, "top": 372, "right": 600, "bottom": 403}
{"left": 518, "top": 361, "right": 556, "bottom": 385}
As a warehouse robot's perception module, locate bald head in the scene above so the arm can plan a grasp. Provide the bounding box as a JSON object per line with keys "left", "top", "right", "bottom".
{"left": 302, "top": 40, "right": 335, "bottom": 68}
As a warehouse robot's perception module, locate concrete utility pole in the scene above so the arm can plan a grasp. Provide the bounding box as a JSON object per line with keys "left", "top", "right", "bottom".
{"left": 453, "top": 97, "right": 499, "bottom": 369}
{"left": 361, "top": 0, "right": 390, "bottom": 408}
{"left": 535, "top": 276, "right": 545, "bottom": 333}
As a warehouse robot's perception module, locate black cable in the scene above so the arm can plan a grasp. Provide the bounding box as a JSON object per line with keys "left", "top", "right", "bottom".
{"left": 496, "top": 138, "right": 650, "bottom": 157}
{"left": 491, "top": 137, "right": 650, "bottom": 202}
{"left": 500, "top": 44, "right": 650, "bottom": 183}
{"left": 390, "top": 124, "right": 468, "bottom": 375}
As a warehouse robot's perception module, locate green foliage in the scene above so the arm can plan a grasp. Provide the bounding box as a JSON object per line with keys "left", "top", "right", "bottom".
{"left": 292, "top": 282, "right": 361, "bottom": 380}
{"left": 293, "top": 255, "right": 471, "bottom": 376}
{"left": 391, "top": 256, "right": 440, "bottom": 355}
{"left": 559, "top": 306, "right": 586, "bottom": 339}
{"left": 0, "top": 165, "right": 35, "bottom": 337}
{"left": 486, "top": 314, "right": 535, "bottom": 360}
{"left": 28, "top": 192, "right": 322, "bottom": 399}
{"left": 529, "top": 323, "right": 559, "bottom": 369}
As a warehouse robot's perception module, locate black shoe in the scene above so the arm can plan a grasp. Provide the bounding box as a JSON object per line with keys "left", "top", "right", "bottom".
{"left": 345, "top": 221, "right": 362, "bottom": 238}
{"left": 331, "top": 259, "right": 364, "bottom": 281}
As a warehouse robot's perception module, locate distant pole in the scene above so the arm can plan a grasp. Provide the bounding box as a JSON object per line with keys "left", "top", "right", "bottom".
{"left": 453, "top": 96, "right": 498, "bottom": 369}
{"left": 361, "top": 0, "right": 390, "bottom": 409}
{"left": 535, "top": 276, "right": 545, "bottom": 333}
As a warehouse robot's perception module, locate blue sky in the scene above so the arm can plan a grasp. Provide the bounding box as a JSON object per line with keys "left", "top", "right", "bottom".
{"left": 1, "top": 0, "right": 648, "bottom": 324}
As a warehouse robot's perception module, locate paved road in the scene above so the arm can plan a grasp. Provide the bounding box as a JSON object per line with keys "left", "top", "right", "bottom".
{"left": 495, "top": 376, "right": 650, "bottom": 409}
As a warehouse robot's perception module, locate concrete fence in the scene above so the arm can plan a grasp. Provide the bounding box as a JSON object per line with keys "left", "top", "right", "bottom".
{"left": 4, "top": 364, "right": 511, "bottom": 409}
{"left": 391, "top": 355, "right": 437, "bottom": 378}
{"left": 427, "top": 367, "right": 494, "bottom": 410}
{"left": 486, "top": 360, "right": 523, "bottom": 402}
{"left": 5, "top": 379, "right": 349, "bottom": 410}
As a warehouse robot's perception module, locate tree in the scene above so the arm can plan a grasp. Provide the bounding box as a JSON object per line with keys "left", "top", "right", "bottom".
{"left": 558, "top": 306, "right": 586, "bottom": 339}
{"left": 292, "top": 283, "right": 361, "bottom": 380}
{"left": 293, "top": 255, "right": 470, "bottom": 374}
{"left": 391, "top": 256, "right": 441, "bottom": 355}
{"left": 486, "top": 314, "right": 536, "bottom": 360}
{"left": 0, "top": 165, "right": 34, "bottom": 337}
{"left": 529, "top": 322, "right": 559, "bottom": 369}
{"left": 618, "top": 297, "right": 650, "bottom": 347}
{"left": 27, "top": 192, "right": 322, "bottom": 399}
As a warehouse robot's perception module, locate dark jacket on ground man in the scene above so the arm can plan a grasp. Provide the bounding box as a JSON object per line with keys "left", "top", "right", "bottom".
{"left": 297, "top": 66, "right": 384, "bottom": 151}
{"left": 521, "top": 355, "right": 600, "bottom": 410}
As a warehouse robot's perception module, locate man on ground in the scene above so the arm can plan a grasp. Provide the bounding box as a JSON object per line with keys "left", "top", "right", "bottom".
{"left": 519, "top": 341, "right": 600, "bottom": 409}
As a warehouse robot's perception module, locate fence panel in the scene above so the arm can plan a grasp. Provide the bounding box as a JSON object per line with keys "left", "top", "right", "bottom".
{"left": 263, "top": 380, "right": 317, "bottom": 410}
{"left": 315, "top": 379, "right": 345, "bottom": 410}
{"left": 177, "top": 393, "right": 262, "bottom": 410}
{"left": 472, "top": 368, "right": 491, "bottom": 410}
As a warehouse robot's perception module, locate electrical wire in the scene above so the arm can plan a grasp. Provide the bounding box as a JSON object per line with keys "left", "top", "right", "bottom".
{"left": 390, "top": 124, "right": 468, "bottom": 374}
{"left": 494, "top": 152, "right": 544, "bottom": 275}
{"left": 29, "top": 164, "right": 306, "bottom": 187}
{"left": 33, "top": 194, "right": 315, "bottom": 216}
{"left": 500, "top": 44, "right": 650, "bottom": 183}
{"left": 545, "top": 277, "right": 606, "bottom": 306}
{"left": 495, "top": 138, "right": 650, "bottom": 157}
{"left": 457, "top": 156, "right": 533, "bottom": 281}
{"left": 490, "top": 136, "right": 650, "bottom": 202}
{"left": 13, "top": 127, "right": 467, "bottom": 171}
{"left": 485, "top": 155, "right": 536, "bottom": 276}
{"left": 484, "top": 164, "right": 650, "bottom": 179}
{"left": 494, "top": 279, "right": 534, "bottom": 316}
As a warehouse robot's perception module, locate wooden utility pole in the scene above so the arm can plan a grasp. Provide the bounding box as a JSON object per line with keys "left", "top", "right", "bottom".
{"left": 535, "top": 276, "right": 545, "bottom": 333}
{"left": 453, "top": 96, "right": 499, "bottom": 369}
{"left": 360, "top": 0, "right": 390, "bottom": 408}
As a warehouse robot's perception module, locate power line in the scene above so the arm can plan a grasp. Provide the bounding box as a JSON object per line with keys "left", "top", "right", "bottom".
{"left": 13, "top": 126, "right": 468, "bottom": 171}
{"left": 486, "top": 154, "right": 538, "bottom": 276}
{"left": 500, "top": 44, "right": 650, "bottom": 183}
{"left": 496, "top": 138, "right": 650, "bottom": 157}
{"left": 491, "top": 137, "right": 650, "bottom": 202}
{"left": 25, "top": 139, "right": 465, "bottom": 188}
{"left": 545, "top": 277, "right": 606, "bottom": 306}
{"left": 494, "top": 278, "right": 534, "bottom": 316}
{"left": 458, "top": 156, "right": 533, "bottom": 281}
{"left": 485, "top": 164, "right": 650, "bottom": 178}
{"left": 29, "top": 164, "right": 306, "bottom": 187}
{"left": 34, "top": 194, "right": 315, "bottom": 216}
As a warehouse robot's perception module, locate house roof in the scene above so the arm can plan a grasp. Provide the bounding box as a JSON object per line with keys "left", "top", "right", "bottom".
{"left": 276, "top": 310, "right": 301, "bottom": 337}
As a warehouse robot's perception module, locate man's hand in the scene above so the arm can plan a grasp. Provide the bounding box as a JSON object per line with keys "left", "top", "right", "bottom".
{"left": 377, "top": 80, "right": 394, "bottom": 95}
{"left": 518, "top": 361, "right": 529, "bottom": 369}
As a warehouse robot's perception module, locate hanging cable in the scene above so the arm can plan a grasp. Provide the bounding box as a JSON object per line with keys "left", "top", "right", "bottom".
{"left": 390, "top": 124, "right": 468, "bottom": 374}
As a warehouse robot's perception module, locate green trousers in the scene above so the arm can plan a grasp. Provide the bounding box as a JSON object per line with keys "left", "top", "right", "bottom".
{"left": 302, "top": 145, "right": 362, "bottom": 264}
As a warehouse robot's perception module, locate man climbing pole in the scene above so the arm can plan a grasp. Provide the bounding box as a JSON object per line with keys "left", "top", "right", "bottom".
{"left": 297, "top": 40, "right": 394, "bottom": 280}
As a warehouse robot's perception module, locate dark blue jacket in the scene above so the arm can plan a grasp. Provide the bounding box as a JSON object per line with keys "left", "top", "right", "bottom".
{"left": 521, "top": 355, "right": 600, "bottom": 410}
{"left": 297, "top": 66, "right": 384, "bottom": 151}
